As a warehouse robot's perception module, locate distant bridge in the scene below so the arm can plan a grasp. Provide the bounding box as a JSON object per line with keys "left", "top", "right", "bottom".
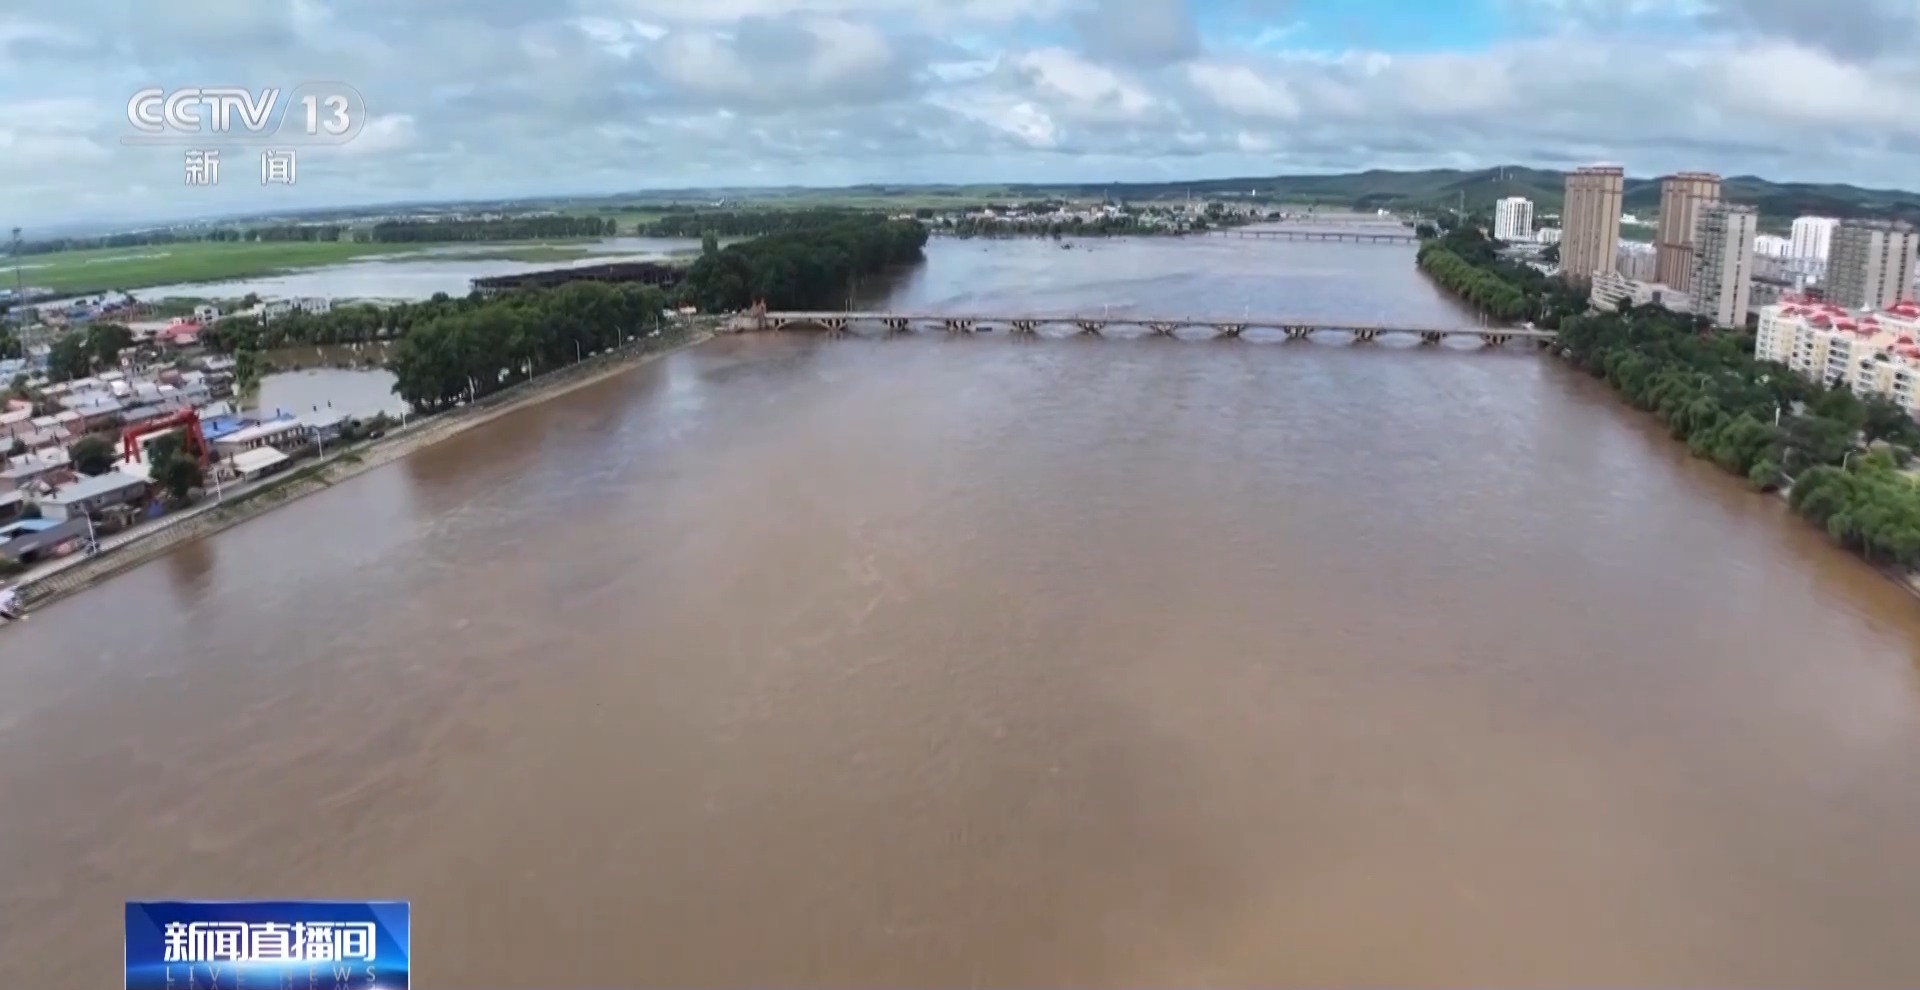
{"left": 1211, "top": 228, "right": 1420, "bottom": 244}
{"left": 750, "top": 312, "right": 1554, "bottom": 347}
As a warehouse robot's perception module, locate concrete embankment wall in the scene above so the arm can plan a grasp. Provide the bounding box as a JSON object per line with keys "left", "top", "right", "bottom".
{"left": 17, "top": 328, "right": 712, "bottom": 612}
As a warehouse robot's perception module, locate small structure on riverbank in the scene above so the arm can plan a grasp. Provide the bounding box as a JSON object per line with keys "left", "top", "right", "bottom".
{"left": 470, "top": 261, "right": 682, "bottom": 297}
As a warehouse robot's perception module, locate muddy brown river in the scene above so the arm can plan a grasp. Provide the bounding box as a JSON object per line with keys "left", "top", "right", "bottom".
{"left": 4, "top": 236, "right": 1920, "bottom": 987}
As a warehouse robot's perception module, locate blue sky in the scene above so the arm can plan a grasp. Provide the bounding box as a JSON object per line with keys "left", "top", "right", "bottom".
{"left": 0, "top": 0, "right": 1916, "bottom": 229}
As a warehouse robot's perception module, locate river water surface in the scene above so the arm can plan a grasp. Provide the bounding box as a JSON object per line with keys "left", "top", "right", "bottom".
{"left": 4, "top": 236, "right": 1920, "bottom": 987}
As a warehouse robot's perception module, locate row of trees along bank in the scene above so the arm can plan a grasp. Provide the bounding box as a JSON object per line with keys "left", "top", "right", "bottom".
{"left": 641, "top": 208, "right": 874, "bottom": 238}
{"left": 200, "top": 215, "right": 930, "bottom": 355}
{"left": 383, "top": 281, "right": 674, "bottom": 412}
{"left": 675, "top": 215, "right": 929, "bottom": 313}
{"left": 1418, "top": 223, "right": 1920, "bottom": 569}
{"left": 364, "top": 216, "right": 618, "bottom": 242}
{"left": 1416, "top": 224, "right": 1588, "bottom": 327}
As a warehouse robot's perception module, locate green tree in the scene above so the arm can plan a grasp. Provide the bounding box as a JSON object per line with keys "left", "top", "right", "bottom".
{"left": 47, "top": 333, "right": 91, "bottom": 382}
{"left": 85, "top": 322, "right": 134, "bottom": 369}
{"left": 68, "top": 435, "right": 116, "bottom": 475}
{"left": 144, "top": 432, "right": 204, "bottom": 501}
{"left": 701, "top": 230, "right": 720, "bottom": 258}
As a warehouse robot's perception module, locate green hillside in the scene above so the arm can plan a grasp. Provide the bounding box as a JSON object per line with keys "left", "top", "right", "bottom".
{"left": 764, "top": 168, "right": 1920, "bottom": 228}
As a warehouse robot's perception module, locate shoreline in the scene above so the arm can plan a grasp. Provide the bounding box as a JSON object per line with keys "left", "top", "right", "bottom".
{"left": 9, "top": 326, "right": 714, "bottom": 616}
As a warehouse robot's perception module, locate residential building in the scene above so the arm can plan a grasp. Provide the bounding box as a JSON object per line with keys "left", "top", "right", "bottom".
{"left": 1589, "top": 270, "right": 1690, "bottom": 314}
{"left": 1535, "top": 227, "right": 1562, "bottom": 245}
{"left": 1753, "top": 234, "right": 1794, "bottom": 258}
{"left": 228, "top": 447, "right": 291, "bottom": 481}
{"left": 1826, "top": 219, "right": 1919, "bottom": 311}
{"left": 0, "top": 518, "right": 92, "bottom": 565}
{"left": 1654, "top": 171, "right": 1721, "bottom": 292}
{"left": 1561, "top": 165, "right": 1625, "bottom": 285}
{"left": 192, "top": 303, "right": 219, "bottom": 322}
{"left": 1756, "top": 298, "right": 1920, "bottom": 415}
{"left": 1617, "top": 242, "right": 1658, "bottom": 281}
{"left": 296, "top": 409, "right": 350, "bottom": 443}
{"left": 0, "top": 488, "right": 22, "bottom": 523}
{"left": 211, "top": 418, "right": 303, "bottom": 458}
{"left": 35, "top": 471, "right": 148, "bottom": 521}
{"left": 1493, "top": 197, "right": 1534, "bottom": 243}
{"left": 1790, "top": 216, "right": 1838, "bottom": 263}
{"left": 1689, "top": 203, "right": 1758, "bottom": 328}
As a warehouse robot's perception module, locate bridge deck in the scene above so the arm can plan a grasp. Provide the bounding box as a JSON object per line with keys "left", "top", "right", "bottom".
{"left": 760, "top": 312, "right": 1555, "bottom": 338}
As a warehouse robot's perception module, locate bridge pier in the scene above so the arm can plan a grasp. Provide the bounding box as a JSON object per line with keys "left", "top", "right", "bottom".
{"left": 1480, "top": 333, "right": 1512, "bottom": 347}
{"left": 1214, "top": 323, "right": 1245, "bottom": 338}
{"left": 1148, "top": 322, "right": 1179, "bottom": 336}
{"left": 822, "top": 317, "right": 849, "bottom": 335}
{"left": 1010, "top": 320, "right": 1039, "bottom": 335}
{"left": 944, "top": 318, "right": 978, "bottom": 334}
{"left": 773, "top": 319, "right": 794, "bottom": 332}
{"left": 1419, "top": 331, "right": 1443, "bottom": 345}
{"left": 1075, "top": 321, "right": 1105, "bottom": 335}
{"left": 883, "top": 318, "right": 911, "bottom": 333}
{"left": 1352, "top": 329, "right": 1379, "bottom": 343}
{"left": 1283, "top": 326, "right": 1313, "bottom": 341}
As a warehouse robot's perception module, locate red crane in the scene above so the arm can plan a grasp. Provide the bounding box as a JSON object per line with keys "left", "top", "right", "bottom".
{"left": 121, "top": 408, "right": 210, "bottom": 467}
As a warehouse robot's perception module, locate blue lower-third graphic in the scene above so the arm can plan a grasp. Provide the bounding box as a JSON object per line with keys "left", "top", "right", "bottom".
{"left": 125, "top": 900, "right": 410, "bottom": 989}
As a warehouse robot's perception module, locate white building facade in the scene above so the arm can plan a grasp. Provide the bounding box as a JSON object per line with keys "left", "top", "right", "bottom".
{"left": 1493, "top": 197, "right": 1534, "bottom": 243}
{"left": 1790, "top": 216, "right": 1838, "bottom": 263}
{"left": 1755, "top": 298, "right": 1920, "bottom": 416}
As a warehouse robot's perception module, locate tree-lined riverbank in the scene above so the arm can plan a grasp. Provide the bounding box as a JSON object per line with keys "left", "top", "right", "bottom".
{"left": 1419, "top": 225, "right": 1920, "bottom": 570}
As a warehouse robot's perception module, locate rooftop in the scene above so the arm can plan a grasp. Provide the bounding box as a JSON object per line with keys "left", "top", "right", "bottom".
{"left": 230, "top": 447, "right": 289, "bottom": 474}
{"left": 44, "top": 471, "right": 146, "bottom": 504}
{"left": 216, "top": 419, "right": 302, "bottom": 446}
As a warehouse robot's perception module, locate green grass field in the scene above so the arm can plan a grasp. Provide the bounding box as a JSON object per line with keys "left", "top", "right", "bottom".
{"left": 6, "top": 238, "right": 656, "bottom": 294}
{"left": 9, "top": 241, "right": 425, "bottom": 295}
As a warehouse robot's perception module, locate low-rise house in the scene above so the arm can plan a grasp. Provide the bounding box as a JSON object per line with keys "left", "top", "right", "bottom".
{"left": 200, "top": 414, "right": 257, "bottom": 445}
{"left": 0, "top": 457, "right": 72, "bottom": 492}
{"left": 0, "top": 518, "right": 93, "bottom": 564}
{"left": 35, "top": 471, "right": 148, "bottom": 521}
{"left": 297, "top": 409, "right": 350, "bottom": 443}
{"left": 212, "top": 418, "right": 302, "bottom": 458}
{"left": 228, "top": 446, "right": 291, "bottom": 481}
{"left": 192, "top": 304, "right": 219, "bottom": 322}
{"left": 0, "top": 489, "right": 23, "bottom": 523}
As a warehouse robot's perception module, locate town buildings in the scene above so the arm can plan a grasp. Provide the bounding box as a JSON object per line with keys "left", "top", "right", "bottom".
{"left": 1493, "top": 197, "right": 1534, "bottom": 243}
{"left": 1560, "top": 165, "right": 1624, "bottom": 285}
{"left": 1655, "top": 172, "right": 1721, "bottom": 292}
{"left": 1589, "top": 270, "right": 1689, "bottom": 315}
{"left": 1825, "top": 219, "right": 1919, "bottom": 311}
{"left": 1755, "top": 298, "right": 1920, "bottom": 416}
{"left": 1689, "top": 203, "right": 1758, "bottom": 328}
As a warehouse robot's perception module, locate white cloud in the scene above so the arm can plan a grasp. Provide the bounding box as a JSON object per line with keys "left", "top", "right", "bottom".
{"left": 0, "top": 0, "right": 1918, "bottom": 228}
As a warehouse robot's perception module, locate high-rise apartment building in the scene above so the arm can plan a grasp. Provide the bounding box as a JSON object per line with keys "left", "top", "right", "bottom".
{"left": 1826, "top": 219, "right": 1919, "bottom": 310}
{"left": 1655, "top": 171, "right": 1720, "bottom": 292}
{"left": 1493, "top": 196, "right": 1534, "bottom": 242}
{"left": 1561, "top": 165, "right": 1624, "bottom": 284}
{"left": 1790, "top": 216, "right": 1838, "bottom": 262}
{"left": 1689, "top": 202, "right": 1758, "bottom": 327}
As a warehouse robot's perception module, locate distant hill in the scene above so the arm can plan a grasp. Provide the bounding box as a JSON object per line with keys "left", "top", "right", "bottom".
{"left": 799, "top": 168, "right": 1920, "bottom": 229}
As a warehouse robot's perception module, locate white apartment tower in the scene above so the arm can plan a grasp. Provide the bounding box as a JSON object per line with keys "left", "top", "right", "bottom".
{"left": 1689, "top": 202, "right": 1758, "bottom": 328}
{"left": 1790, "top": 216, "right": 1837, "bottom": 262}
{"left": 1493, "top": 196, "right": 1534, "bottom": 242}
{"left": 1825, "top": 219, "right": 1919, "bottom": 311}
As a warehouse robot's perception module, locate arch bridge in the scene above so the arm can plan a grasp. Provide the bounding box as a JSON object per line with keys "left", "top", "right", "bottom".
{"left": 1210, "top": 228, "right": 1420, "bottom": 244}
{"left": 751, "top": 312, "right": 1554, "bottom": 348}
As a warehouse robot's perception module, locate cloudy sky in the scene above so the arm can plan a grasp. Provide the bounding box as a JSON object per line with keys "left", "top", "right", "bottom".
{"left": 0, "top": 0, "right": 1914, "bottom": 230}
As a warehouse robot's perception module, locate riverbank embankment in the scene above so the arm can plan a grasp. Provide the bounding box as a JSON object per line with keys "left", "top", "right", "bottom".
{"left": 12, "top": 326, "right": 714, "bottom": 614}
